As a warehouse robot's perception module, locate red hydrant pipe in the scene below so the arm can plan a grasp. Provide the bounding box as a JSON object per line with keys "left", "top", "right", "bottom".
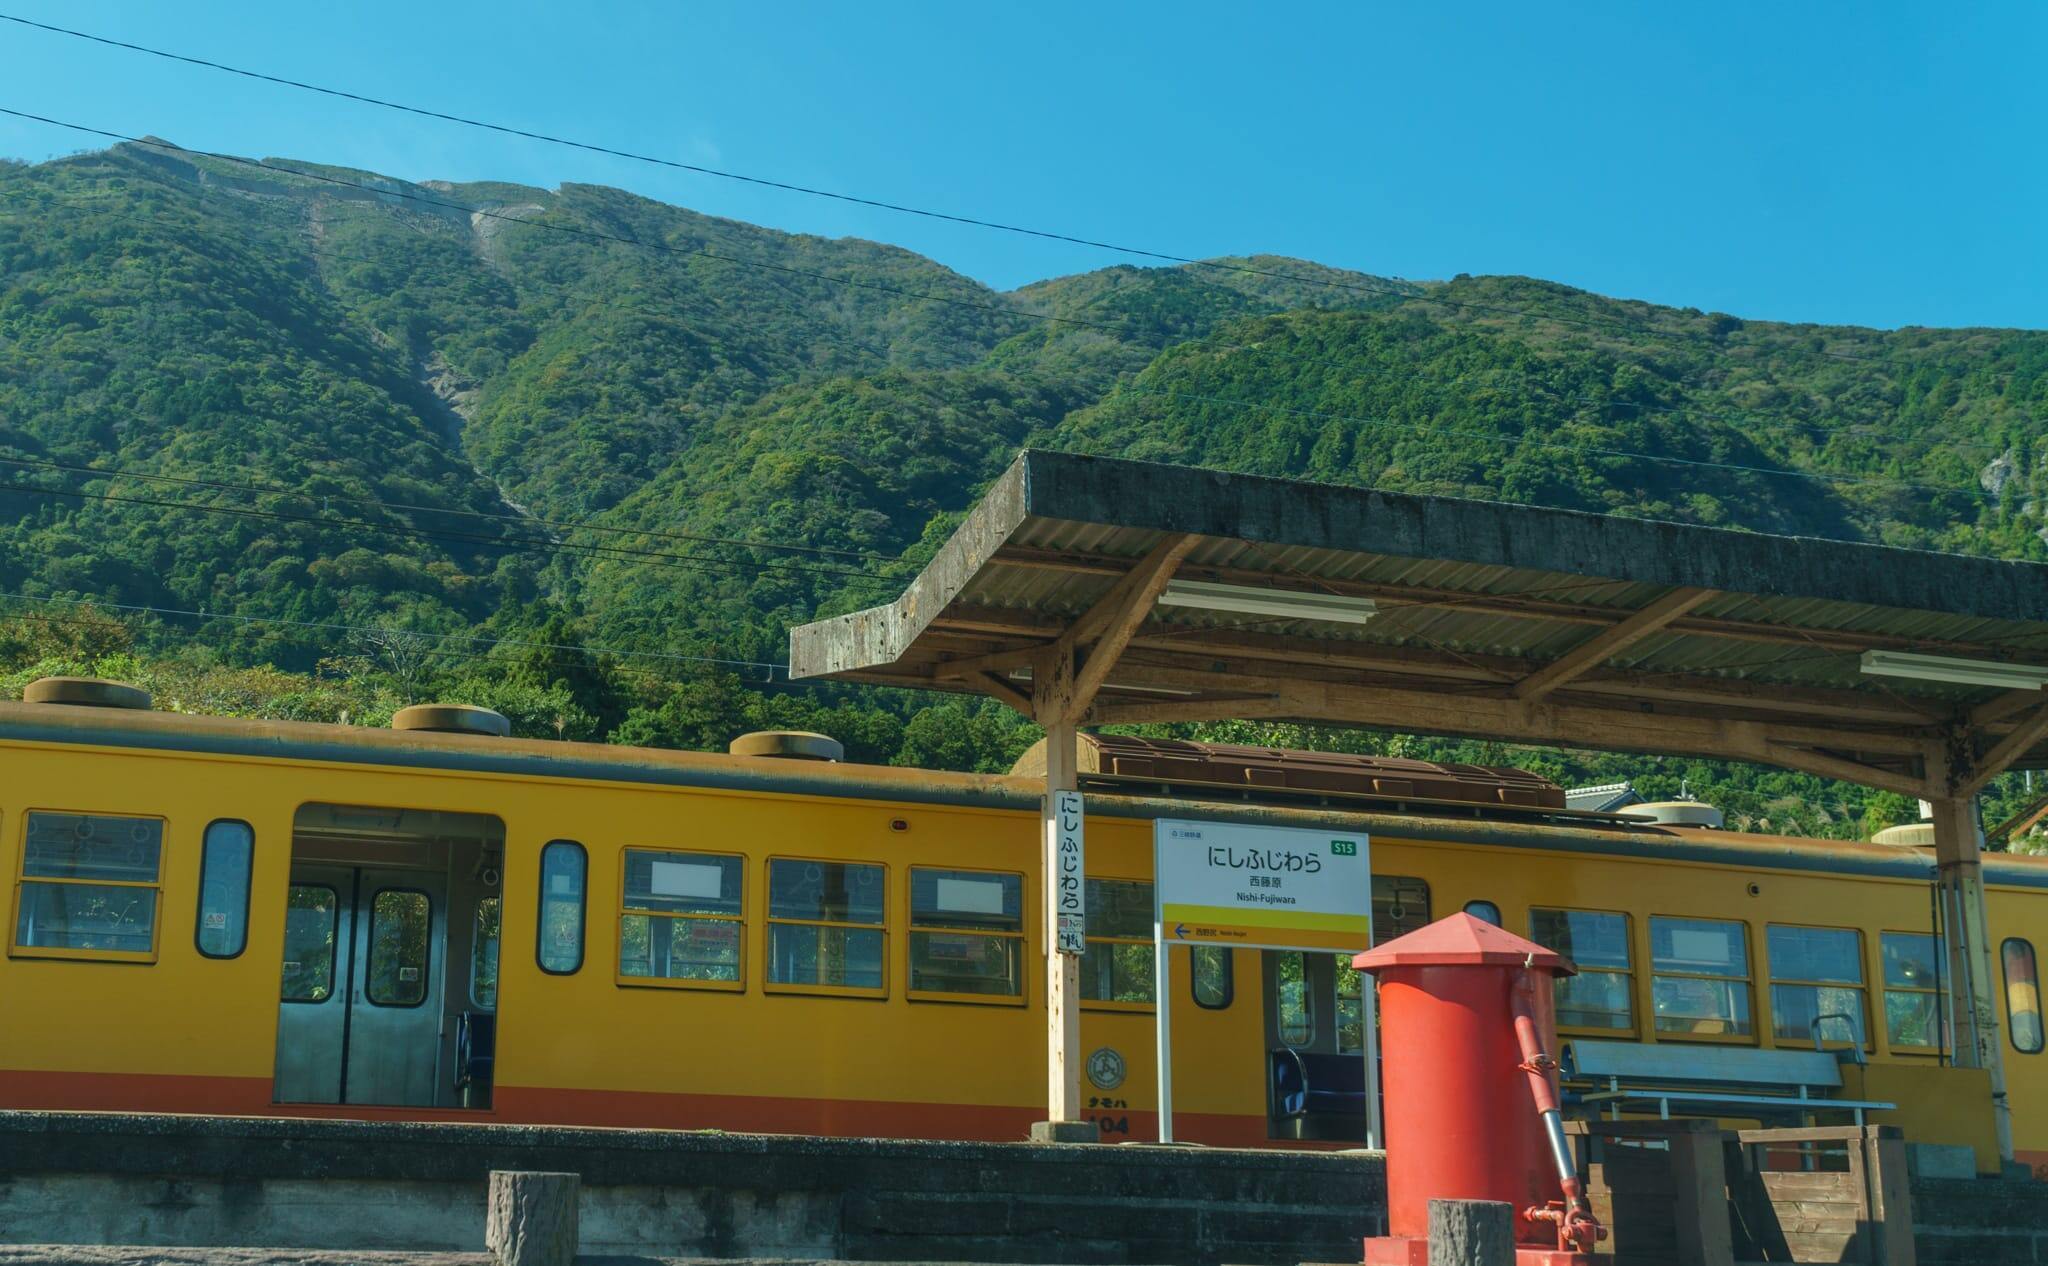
{"left": 1511, "top": 969, "right": 1606, "bottom": 1253}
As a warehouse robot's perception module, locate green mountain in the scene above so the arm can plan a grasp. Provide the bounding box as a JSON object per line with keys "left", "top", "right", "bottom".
{"left": 2, "top": 140, "right": 2045, "bottom": 841}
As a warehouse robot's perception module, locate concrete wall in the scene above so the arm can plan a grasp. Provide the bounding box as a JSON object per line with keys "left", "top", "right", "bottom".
{"left": 1912, "top": 1175, "right": 2048, "bottom": 1265}
{"left": 0, "top": 1113, "right": 1383, "bottom": 1265}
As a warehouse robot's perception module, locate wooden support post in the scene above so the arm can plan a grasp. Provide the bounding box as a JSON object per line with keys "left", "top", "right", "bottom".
{"left": 1427, "top": 1198, "right": 1514, "bottom": 1266}
{"left": 1029, "top": 701, "right": 1091, "bottom": 1142}
{"left": 486, "top": 1171, "right": 579, "bottom": 1266}
{"left": 1667, "top": 1123, "right": 1735, "bottom": 1266}
{"left": 1929, "top": 793, "right": 2014, "bottom": 1164}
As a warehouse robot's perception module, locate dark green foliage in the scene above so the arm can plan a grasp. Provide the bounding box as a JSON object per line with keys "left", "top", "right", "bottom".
{"left": 3, "top": 142, "right": 2046, "bottom": 843}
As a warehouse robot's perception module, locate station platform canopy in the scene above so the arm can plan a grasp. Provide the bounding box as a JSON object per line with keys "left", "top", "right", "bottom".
{"left": 790, "top": 450, "right": 2048, "bottom": 803}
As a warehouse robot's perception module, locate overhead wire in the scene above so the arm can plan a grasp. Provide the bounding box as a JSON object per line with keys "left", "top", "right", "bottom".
{"left": 6, "top": 9, "right": 2040, "bottom": 384}
{"left": 0, "top": 110, "right": 2014, "bottom": 511}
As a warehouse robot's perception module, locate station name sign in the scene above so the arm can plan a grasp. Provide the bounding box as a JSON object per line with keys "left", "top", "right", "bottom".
{"left": 1154, "top": 819, "right": 1371, "bottom": 953}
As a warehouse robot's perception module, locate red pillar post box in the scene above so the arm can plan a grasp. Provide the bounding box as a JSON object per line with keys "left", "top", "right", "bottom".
{"left": 1355, "top": 912, "right": 1603, "bottom": 1266}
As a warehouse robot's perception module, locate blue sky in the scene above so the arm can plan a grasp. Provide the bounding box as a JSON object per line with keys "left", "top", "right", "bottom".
{"left": 1, "top": 3, "right": 2040, "bottom": 330}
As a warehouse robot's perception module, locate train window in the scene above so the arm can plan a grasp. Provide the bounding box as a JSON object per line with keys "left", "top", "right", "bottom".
{"left": 766, "top": 858, "right": 885, "bottom": 996}
{"left": 366, "top": 889, "right": 431, "bottom": 1007}
{"left": 195, "top": 819, "right": 254, "bottom": 959}
{"left": 281, "top": 885, "right": 338, "bottom": 1002}
{"left": 619, "top": 849, "right": 744, "bottom": 990}
{"left": 1275, "top": 951, "right": 1314, "bottom": 1045}
{"left": 1530, "top": 908, "right": 1634, "bottom": 1033}
{"left": 12, "top": 811, "right": 164, "bottom": 960}
{"left": 2003, "top": 939, "right": 2044, "bottom": 1056}
{"left": 1463, "top": 901, "right": 1503, "bottom": 927}
{"left": 1880, "top": 931, "right": 1945, "bottom": 1052}
{"left": 471, "top": 897, "right": 501, "bottom": 1009}
{"left": 908, "top": 867, "right": 1024, "bottom": 1003}
{"left": 1649, "top": 916, "right": 1753, "bottom": 1039}
{"left": 536, "top": 841, "right": 586, "bottom": 975}
{"left": 1080, "top": 878, "right": 1153, "bottom": 1008}
{"left": 1766, "top": 925, "right": 1867, "bottom": 1049}
{"left": 1193, "top": 946, "right": 1233, "bottom": 1009}
{"left": 1335, "top": 954, "right": 1366, "bottom": 1053}
{"left": 1372, "top": 876, "right": 1431, "bottom": 945}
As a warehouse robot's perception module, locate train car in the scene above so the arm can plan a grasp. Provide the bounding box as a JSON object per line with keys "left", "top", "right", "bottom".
{"left": 0, "top": 681, "right": 2038, "bottom": 1176}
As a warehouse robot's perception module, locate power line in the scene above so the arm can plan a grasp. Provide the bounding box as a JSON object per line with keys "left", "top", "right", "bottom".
{"left": 0, "top": 110, "right": 2010, "bottom": 509}
{"left": 4, "top": 9, "right": 2036, "bottom": 383}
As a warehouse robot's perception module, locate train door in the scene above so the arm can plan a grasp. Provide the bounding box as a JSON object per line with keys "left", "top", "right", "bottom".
{"left": 1262, "top": 874, "right": 1430, "bottom": 1141}
{"left": 272, "top": 805, "right": 502, "bottom": 1109}
{"left": 275, "top": 865, "right": 446, "bottom": 1104}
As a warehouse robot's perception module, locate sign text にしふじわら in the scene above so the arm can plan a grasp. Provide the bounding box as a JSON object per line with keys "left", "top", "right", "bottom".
{"left": 1153, "top": 819, "right": 1370, "bottom": 952}
{"left": 1054, "top": 789, "right": 1085, "bottom": 954}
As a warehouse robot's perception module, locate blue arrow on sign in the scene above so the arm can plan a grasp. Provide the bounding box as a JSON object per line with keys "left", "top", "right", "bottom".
{"left": 1175, "top": 923, "right": 1189, "bottom": 939}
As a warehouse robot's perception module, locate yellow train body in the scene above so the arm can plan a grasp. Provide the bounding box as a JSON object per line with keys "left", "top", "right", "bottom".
{"left": 0, "top": 701, "right": 2039, "bottom": 1177}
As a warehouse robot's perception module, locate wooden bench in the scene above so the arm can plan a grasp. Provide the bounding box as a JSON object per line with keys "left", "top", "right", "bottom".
{"left": 1562, "top": 1039, "right": 1894, "bottom": 1125}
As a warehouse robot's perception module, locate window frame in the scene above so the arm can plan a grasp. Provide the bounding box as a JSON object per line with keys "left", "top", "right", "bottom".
{"left": 11, "top": 808, "right": 165, "bottom": 964}
{"left": 615, "top": 846, "right": 746, "bottom": 993}
{"left": 1079, "top": 875, "right": 1155, "bottom": 1013}
{"left": 763, "top": 854, "right": 888, "bottom": 1000}
{"left": 1529, "top": 906, "right": 1637, "bottom": 1038}
{"left": 2003, "top": 937, "right": 2043, "bottom": 1057}
{"left": 905, "top": 864, "right": 1027, "bottom": 1007}
{"left": 280, "top": 882, "right": 340, "bottom": 1004}
{"left": 1878, "top": 929, "right": 1945, "bottom": 1055}
{"left": 363, "top": 886, "right": 433, "bottom": 1009}
{"left": 1192, "top": 945, "right": 1234, "bottom": 1010}
{"left": 535, "top": 839, "right": 587, "bottom": 976}
{"left": 194, "top": 818, "right": 255, "bottom": 960}
{"left": 1763, "top": 923, "right": 1869, "bottom": 1052}
{"left": 1648, "top": 914, "right": 1756, "bottom": 1044}
{"left": 1462, "top": 900, "right": 1503, "bottom": 927}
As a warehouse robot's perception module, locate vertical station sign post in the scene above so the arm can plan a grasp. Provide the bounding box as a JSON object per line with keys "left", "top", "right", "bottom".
{"left": 1153, "top": 819, "right": 1375, "bottom": 1144}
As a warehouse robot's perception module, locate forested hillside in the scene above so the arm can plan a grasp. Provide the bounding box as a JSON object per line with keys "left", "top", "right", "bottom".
{"left": 2, "top": 139, "right": 2045, "bottom": 841}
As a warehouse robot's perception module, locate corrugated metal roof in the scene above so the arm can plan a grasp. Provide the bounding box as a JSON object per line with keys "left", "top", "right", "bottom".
{"left": 791, "top": 451, "right": 2048, "bottom": 786}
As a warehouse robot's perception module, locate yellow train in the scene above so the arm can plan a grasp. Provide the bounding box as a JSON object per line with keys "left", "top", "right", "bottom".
{"left": 1, "top": 681, "right": 2041, "bottom": 1177}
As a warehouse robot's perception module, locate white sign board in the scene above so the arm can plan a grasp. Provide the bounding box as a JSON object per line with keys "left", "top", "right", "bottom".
{"left": 1053, "top": 790, "right": 1086, "bottom": 954}
{"left": 1155, "top": 818, "right": 1372, "bottom": 952}
{"left": 1152, "top": 818, "right": 1376, "bottom": 1146}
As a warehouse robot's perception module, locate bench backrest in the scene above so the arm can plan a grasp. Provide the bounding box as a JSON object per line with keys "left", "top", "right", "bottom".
{"left": 1564, "top": 1039, "right": 1843, "bottom": 1091}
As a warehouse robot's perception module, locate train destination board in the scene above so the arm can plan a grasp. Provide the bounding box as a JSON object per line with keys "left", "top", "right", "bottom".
{"left": 1153, "top": 819, "right": 1372, "bottom": 952}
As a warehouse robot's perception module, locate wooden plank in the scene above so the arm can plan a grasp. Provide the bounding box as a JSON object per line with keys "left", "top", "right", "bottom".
{"left": 1058, "top": 535, "right": 1197, "bottom": 724}
{"left": 1668, "top": 1121, "right": 1736, "bottom": 1266}
{"left": 1761, "top": 1172, "right": 1860, "bottom": 1195}
{"left": 1736, "top": 1128, "right": 1880, "bottom": 1144}
{"left": 1513, "top": 587, "right": 1715, "bottom": 700}
{"left": 1781, "top": 1229, "right": 1861, "bottom": 1260}
{"left": 1867, "top": 1134, "right": 1915, "bottom": 1266}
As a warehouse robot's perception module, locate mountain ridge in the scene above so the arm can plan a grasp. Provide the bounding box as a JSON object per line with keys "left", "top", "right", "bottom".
{"left": 1, "top": 139, "right": 2044, "bottom": 838}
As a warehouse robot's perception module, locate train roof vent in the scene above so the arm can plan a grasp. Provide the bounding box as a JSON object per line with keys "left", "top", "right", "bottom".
{"left": 23, "top": 676, "right": 152, "bottom": 710}
{"left": 730, "top": 730, "right": 843, "bottom": 761}
{"left": 1633, "top": 800, "right": 1726, "bottom": 829}
{"left": 1872, "top": 822, "right": 1935, "bottom": 848}
{"left": 390, "top": 703, "right": 511, "bottom": 738}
